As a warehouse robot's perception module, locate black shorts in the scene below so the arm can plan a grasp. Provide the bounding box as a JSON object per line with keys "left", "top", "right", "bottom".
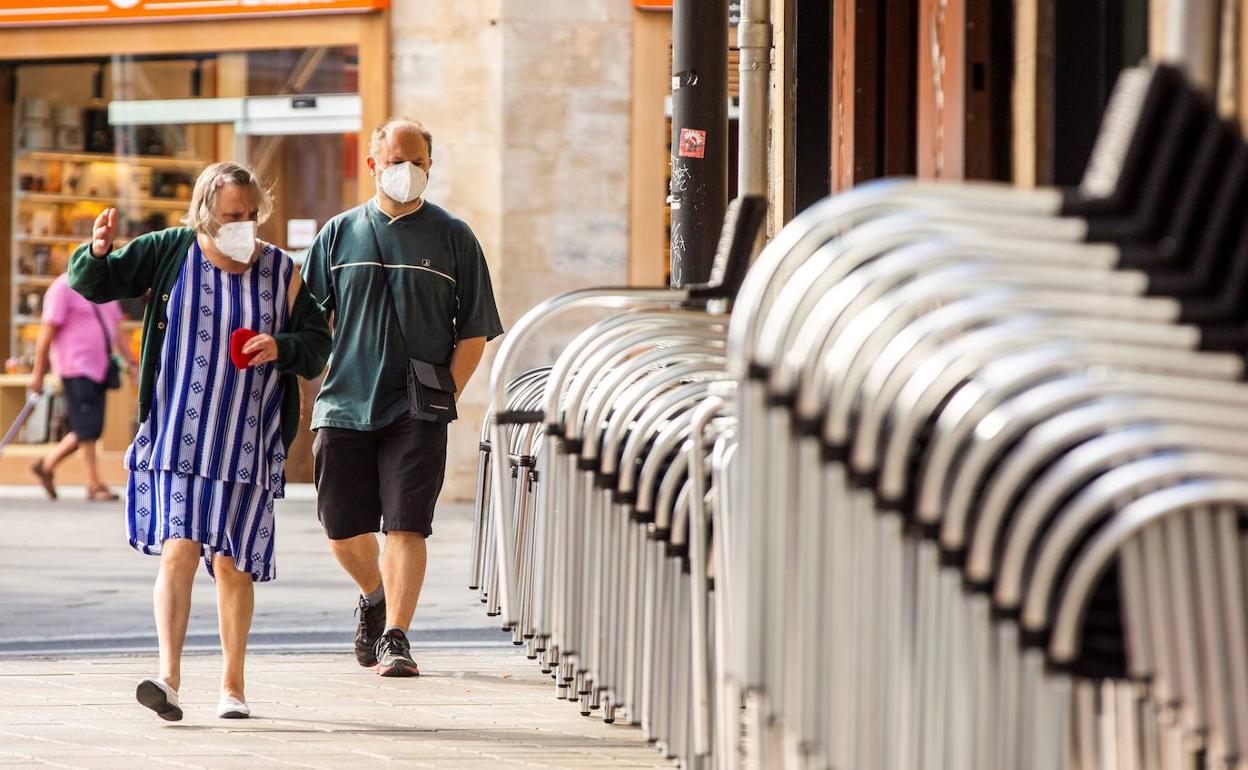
{"left": 312, "top": 418, "right": 448, "bottom": 540}
{"left": 61, "top": 377, "right": 107, "bottom": 441}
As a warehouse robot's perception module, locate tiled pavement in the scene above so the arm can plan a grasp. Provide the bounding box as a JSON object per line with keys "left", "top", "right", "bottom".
{"left": 0, "top": 651, "right": 670, "bottom": 768}
{"left": 0, "top": 487, "right": 671, "bottom": 768}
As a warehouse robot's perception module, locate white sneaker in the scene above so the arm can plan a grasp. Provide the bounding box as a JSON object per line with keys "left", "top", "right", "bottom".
{"left": 217, "top": 694, "right": 250, "bottom": 719}
{"left": 136, "top": 678, "right": 182, "bottom": 721}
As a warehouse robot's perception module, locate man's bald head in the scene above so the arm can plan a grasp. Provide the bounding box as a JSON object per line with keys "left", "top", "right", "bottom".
{"left": 369, "top": 117, "right": 433, "bottom": 159}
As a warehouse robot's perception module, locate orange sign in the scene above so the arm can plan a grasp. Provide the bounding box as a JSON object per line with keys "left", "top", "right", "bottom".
{"left": 0, "top": 0, "right": 387, "bottom": 27}
{"left": 632, "top": 0, "right": 672, "bottom": 8}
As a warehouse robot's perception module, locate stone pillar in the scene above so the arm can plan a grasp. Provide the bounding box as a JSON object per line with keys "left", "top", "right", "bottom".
{"left": 389, "top": 0, "right": 633, "bottom": 500}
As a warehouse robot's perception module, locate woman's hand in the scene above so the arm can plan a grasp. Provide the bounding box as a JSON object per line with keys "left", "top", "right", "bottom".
{"left": 91, "top": 208, "right": 118, "bottom": 258}
{"left": 242, "top": 334, "right": 279, "bottom": 366}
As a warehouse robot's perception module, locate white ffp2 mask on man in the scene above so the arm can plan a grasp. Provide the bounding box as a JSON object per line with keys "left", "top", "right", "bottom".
{"left": 214, "top": 221, "right": 258, "bottom": 264}
{"left": 379, "top": 161, "right": 429, "bottom": 205}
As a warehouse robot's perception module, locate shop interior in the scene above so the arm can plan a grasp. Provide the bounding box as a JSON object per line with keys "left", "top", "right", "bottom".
{"left": 0, "top": 47, "right": 363, "bottom": 483}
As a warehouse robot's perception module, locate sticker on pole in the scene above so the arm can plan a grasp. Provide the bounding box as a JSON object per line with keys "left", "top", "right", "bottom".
{"left": 678, "top": 128, "right": 707, "bottom": 159}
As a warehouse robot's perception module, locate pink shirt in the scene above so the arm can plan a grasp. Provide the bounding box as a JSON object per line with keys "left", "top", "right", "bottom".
{"left": 41, "top": 275, "right": 124, "bottom": 384}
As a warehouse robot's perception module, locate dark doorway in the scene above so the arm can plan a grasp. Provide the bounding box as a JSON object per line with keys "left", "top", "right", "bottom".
{"left": 1047, "top": 0, "right": 1149, "bottom": 185}
{"left": 794, "top": 0, "right": 832, "bottom": 213}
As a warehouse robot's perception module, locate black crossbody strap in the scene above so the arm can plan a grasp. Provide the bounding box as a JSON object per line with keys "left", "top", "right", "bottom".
{"left": 89, "top": 304, "right": 112, "bottom": 358}
{"left": 364, "top": 204, "right": 458, "bottom": 423}
{"left": 364, "top": 206, "right": 413, "bottom": 358}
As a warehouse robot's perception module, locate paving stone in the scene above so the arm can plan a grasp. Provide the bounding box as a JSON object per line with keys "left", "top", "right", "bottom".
{"left": 0, "top": 491, "right": 674, "bottom": 768}
{"left": 0, "top": 652, "right": 674, "bottom": 767}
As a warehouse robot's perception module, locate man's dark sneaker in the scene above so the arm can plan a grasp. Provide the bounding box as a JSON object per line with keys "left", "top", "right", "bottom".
{"left": 374, "top": 629, "right": 420, "bottom": 677}
{"left": 354, "top": 595, "right": 386, "bottom": 667}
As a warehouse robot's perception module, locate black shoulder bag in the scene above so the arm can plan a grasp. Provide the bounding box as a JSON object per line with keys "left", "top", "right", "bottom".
{"left": 90, "top": 305, "right": 122, "bottom": 390}
{"left": 365, "top": 212, "right": 458, "bottom": 423}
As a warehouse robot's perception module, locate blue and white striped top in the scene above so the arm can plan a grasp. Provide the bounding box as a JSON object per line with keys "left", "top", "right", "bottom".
{"left": 125, "top": 240, "right": 291, "bottom": 497}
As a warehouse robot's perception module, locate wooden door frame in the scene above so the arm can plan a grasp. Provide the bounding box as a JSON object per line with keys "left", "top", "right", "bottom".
{"left": 0, "top": 12, "right": 390, "bottom": 198}
{"left": 629, "top": 8, "right": 673, "bottom": 287}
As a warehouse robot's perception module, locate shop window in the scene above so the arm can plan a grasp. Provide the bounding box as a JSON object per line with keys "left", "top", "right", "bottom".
{"left": 3, "top": 49, "right": 359, "bottom": 461}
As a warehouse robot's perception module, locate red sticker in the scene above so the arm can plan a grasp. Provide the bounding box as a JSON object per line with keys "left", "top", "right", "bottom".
{"left": 678, "top": 128, "right": 707, "bottom": 159}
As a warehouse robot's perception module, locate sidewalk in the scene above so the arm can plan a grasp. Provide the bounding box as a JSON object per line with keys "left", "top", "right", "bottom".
{"left": 0, "top": 651, "right": 668, "bottom": 768}
{"left": 0, "top": 485, "right": 496, "bottom": 654}
{"left": 0, "top": 486, "right": 671, "bottom": 768}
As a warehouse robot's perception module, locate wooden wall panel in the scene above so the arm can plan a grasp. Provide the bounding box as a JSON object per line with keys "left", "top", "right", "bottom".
{"left": 830, "top": 0, "right": 876, "bottom": 191}
{"left": 629, "top": 10, "right": 671, "bottom": 287}
{"left": 830, "top": 0, "right": 853, "bottom": 191}
{"left": 1242, "top": 0, "right": 1248, "bottom": 135}
{"left": 1216, "top": 0, "right": 1240, "bottom": 118}
{"left": 830, "top": 0, "right": 916, "bottom": 192}
{"left": 357, "top": 12, "right": 391, "bottom": 202}
{"left": 916, "top": 0, "right": 1010, "bottom": 181}
{"left": 0, "top": 65, "right": 10, "bottom": 362}
{"left": 881, "top": 1, "right": 918, "bottom": 176}
{"left": 1012, "top": 0, "right": 1038, "bottom": 187}
{"left": 917, "top": 0, "right": 967, "bottom": 178}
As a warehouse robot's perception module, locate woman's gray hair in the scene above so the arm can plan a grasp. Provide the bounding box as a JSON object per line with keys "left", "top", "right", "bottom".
{"left": 181, "top": 161, "right": 274, "bottom": 235}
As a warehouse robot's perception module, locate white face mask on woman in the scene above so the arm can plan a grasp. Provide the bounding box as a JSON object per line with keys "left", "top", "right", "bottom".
{"left": 214, "top": 220, "right": 258, "bottom": 263}
{"left": 379, "top": 161, "right": 429, "bottom": 204}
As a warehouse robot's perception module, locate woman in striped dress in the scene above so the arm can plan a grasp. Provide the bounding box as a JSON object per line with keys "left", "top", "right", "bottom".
{"left": 68, "top": 162, "right": 330, "bottom": 721}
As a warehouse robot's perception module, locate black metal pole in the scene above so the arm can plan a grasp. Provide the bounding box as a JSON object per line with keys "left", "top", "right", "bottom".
{"left": 669, "top": 0, "right": 729, "bottom": 288}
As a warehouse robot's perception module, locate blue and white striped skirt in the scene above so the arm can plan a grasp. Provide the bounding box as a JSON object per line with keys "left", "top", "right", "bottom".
{"left": 126, "top": 469, "right": 277, "bottom": 582}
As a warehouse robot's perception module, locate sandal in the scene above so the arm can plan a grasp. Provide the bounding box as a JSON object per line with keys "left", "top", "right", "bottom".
{"left": 30, "top": 461, "right": 57, "bottom": 500}
{"left": 87, "top": 484, "right": 119, "bottom": 502}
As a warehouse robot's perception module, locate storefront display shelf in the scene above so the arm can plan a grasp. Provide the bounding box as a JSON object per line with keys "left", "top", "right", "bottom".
{"left": 16, "top": 191, "right": 190, "bottom": 210}
{"left": 18, "top": 149, "right": 205, "bottom": 170}
{"left": 15, "top": 234, "right": 130, "bottom": 247}
{"left": 13, "top": 276, "right": 56, "bottom": 287}
{"left": 15, "top": 234, "right": 86, "bottom": 245}
{"left": 0, "top": 373, "right": 47, "bottom": 387}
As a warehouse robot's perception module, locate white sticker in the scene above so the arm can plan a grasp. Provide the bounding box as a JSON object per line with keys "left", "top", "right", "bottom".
{"left": 286, "top": 218, "right": 317, "bottom": 249}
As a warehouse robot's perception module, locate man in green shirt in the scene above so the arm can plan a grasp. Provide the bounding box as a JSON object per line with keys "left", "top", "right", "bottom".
{"left": 302, "top": 117, "right": 503, "bottom": 677}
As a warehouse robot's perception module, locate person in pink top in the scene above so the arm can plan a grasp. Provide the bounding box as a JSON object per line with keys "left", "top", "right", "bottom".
{"left": 29, "top": 274, "right": 135, "bottom": 501}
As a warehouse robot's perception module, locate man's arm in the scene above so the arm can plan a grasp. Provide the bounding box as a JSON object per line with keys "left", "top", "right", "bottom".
{"left": 449, "top": 336, "right": 487, "bottom": 398}
{"left": 29, "top": 322, "right": 55, "bottom": 395}
{"left": 300, "top": 226, "right": 336, "bottom": 320}
{"left": 272, "top": 270, "right": 333, "bottom": 379}
{"left": 113, "top": 318, "right": 137, "bottom": 372}
{"left": 31, "top": 278, "right": 68, "bottom": 395}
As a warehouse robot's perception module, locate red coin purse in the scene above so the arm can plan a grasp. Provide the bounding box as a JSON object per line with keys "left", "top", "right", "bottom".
{"left": 230, "top": 328, "right": 259, "bottom": 369}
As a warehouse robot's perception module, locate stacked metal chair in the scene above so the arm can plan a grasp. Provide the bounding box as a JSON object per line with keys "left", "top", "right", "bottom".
{"left": 472, "top": 61, "right": 1248, "bottom": 770}
{"left": 471, "top": 197, "right": 764, "bottom": 767}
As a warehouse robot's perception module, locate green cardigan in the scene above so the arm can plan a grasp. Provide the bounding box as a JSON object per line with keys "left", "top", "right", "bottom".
{"left": 68, "top": 227, "right": 331, "bottom": 451}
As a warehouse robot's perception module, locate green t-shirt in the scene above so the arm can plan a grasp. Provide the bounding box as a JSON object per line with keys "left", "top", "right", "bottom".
{"left": 302, "top": 199, "right": 503, "bottom": 431}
